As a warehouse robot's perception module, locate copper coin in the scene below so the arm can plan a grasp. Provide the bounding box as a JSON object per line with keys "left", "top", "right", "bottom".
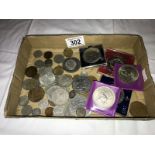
{"left": 63, "top": 48, "right": 73, "bottom": 57}
{"left": 25, "top": 66, "right": 37, "bottom": 77}
{"left": 45, "top": 107, "right": 53, "bottom": 116}
{"left": 28, "top": 87, "right": 45, "bottom": 102}
{"left": 129, "top": 101, "right": 148, "bottom": 117}
{"left": 44, "top": 51, "right": 53, "bottom": 59}
{"left": 53, "top": 66, "right": 64, "bottom": 75}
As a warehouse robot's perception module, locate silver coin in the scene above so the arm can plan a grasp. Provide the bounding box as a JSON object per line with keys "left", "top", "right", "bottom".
{"left": 54, "top": 54, "right": 64, "bottom": 63}
{"left": 93, "top": 86, "right": 116, "bottom": 109}
{"left": 72, "top": 75, "right": 91, "bottom": 93}
{"left": 63, "top": 57, "right": 80, "bottom": 73}
{"left": 19, "top": 96, "right": 29, "bottom": 106}
{"left": 76, "top": 107, "right": 86, "bottom": 117}
{"left": 53, "top": 105, "right": 65, "bottom": 116}
{"left": 38, "top": 99, "right": 49, "bottom": 109}
{"left": 47, "top": 85, "right": 69, "bottom": 105}
{"left": 56, "top": 74, "right": 72, "bottom": 87}
{"left": 21, "top": 105, "right": 32, "bottom": 116}
{"left": 34, "top": 60, "right": 45, "bottom": 68}
{"left": 32, "top": 108, "right": 41, "bottom": 116}
{"left": 22, "top": 79, "right": 40, "bottom": 90}
{"left": 33, "top": 50, "right": 42, "bottom": 58}
{"left": 45, "top": 59, "right": 53, "bottom": 67}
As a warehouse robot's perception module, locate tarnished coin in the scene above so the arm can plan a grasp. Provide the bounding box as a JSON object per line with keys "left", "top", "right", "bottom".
{"left": 38, "top": 99, "right": 49, "bottom": 109}
{"left": 83, "top": 47, "right": 101, "bottom": 63}
{"left": 57, "top": 74, "right": 72, "bottom": 87}
{"left": 54, "top": 54, "right": 64, "bottom": 63}
{"left": 44, "top": 51, "right": 53, "bottom": 59}
{"left": 63, "top": 57, "right": 80, "bottom": 73}
{"left": 72, "top": 75, "right": 91, "bottom": 93}
{"left": 28, "top": 87, "right": 45, "bottom": 102}
{"left": 47, "top": 85, "right": 69, "bottom": 105}
{"left": 129, "top": 101, "right": 148, "bottom": 117}
{"left": 25, "top": 66, "right": 37, "bottom": 77}
{"left": 22, "top": 79, "right": 40, "bottom": 90}
{"left": 53, "top": 105, "right": 65, "bottom": 116}
{"left": 69, "top": 90, "right": 76, "bottom": 98}
{"left": 76, "top": 107, "right": 86, "bottom": 117}
{"left": 33, "top": 50, "right": 42, "bottom": 58}
{"left": 34, "top": 60, "right": 45, "bottom": 68}
{"left": 53, "top": 66, "right": 64, "bottom": 75}
{"left": 93, "top": 86, "right": 116, "bottom": 109}
{"left": 44, "top": 59, "right": 53, "bottom": 67}
{"left": 32, "top": 108, "right": 41, "bottom": 116}
{"left": 63, "top": 48, "right": 73, "bottom": 57}
{"left": 118, "top": 65, "right": 139, "bottom": 84}
{"left": 108, "top": 57, "right": 124, "bottom": 69}
{"left": 21, "top": 105, "right": 32, "bottom": 116}
{"left": 19, "top": 96, "right": 29, "bottom": 106}
{"left": 45, "top": 107, "right": 53, "bottom": 116}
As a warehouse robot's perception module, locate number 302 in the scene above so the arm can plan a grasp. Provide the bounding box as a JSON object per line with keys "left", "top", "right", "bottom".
{"left": 70, "top": 39, "right": 81, "bottom": 46}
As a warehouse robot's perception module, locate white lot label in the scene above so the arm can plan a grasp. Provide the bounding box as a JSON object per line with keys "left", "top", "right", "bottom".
{"left": 65, "top": 36, "right": 85, "bottom": 48}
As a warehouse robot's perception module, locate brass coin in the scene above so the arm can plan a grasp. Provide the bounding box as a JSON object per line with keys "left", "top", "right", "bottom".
{"left": 25, "top": 66, "right": 37, "bottom": 77}
{"left": 45, "top": 59, "right": 53, "bottom": 67}
{"left": 129, "top": 101, "right": 148, "bottom": 117}
{"left": 54, "top": 54, "right": 64, "bottom": 63}
{"left": 44, "top": 51, "right": 53, "bottom": 59}
{"left": 53, "top": 66, "right": 64, "bottom": 75}
{"left": 28, "top": 87, "right": 45, "bottom": 102}
{"left": 63, "top": 48, "right": 73, "bottom": 57}
{"left": 45, "top": 107, "right": 53, "bottom": 116}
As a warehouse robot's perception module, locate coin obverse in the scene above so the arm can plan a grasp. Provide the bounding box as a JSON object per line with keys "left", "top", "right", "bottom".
{"left": 21, "top": 105, "right": 32, "bottom": 116}
{"left": 44, "top": 59, "right": 53, "bottom": 67}
{"left": 34, "top": 60, "right": 45, "bottom": 68}
{"left": 19, "top": 96, "right": 29, "bottom": 106}
{"left": 63, "top": 48, "right": 73, "bottom": 57}
{"left": 32, "top": 108, "right": 41, "bottom": 116}
{"left": 76, "top": 107, "right": 86, "bottom": 117}
{"left": 25, "top": 66, "right": 37, "bottom": 77}
{"left": 44, "top": 51, "right": 53, "bottom": 59}
{"left": 45, "top": 107, "right": 53, "bottom": 116}
{"left": 54, "top": 54, "right": 64, "bottom": 63}
{"left": 53, "top": 66, "right": 64, "bottom": 75}
{"left": 57, "top": 74, "right": 72, "bottom": 87}
{"left": 28, "top": 87, "right": 45, "bottom": 102}
{"left": 22, "top": 79, "right": 40, "bottom": 90}
{"left": 33, "top": 50, "right": 42, "bottom": 58}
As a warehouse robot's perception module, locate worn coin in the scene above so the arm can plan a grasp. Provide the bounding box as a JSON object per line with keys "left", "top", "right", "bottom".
{"left": 32, "top": 108, "right": 41, "bottom": 116}
{"left": 19, "top": 96, "right": 29, "bottom": 106}
{"left": 72, "top": 75, "right": 91, "bottom": 93}
{"left": 21, "top": 105, "right": 32, "bottom": 116}
{"left": 47, "top": 85, "right": 69, "bottom": 105}
{"left": 38, "top": 99, "right": 49, "bottom": 109}
{"left": 44, "top": 59, "right": 53, "bottom": 67}
{"left": 34, "top": 60, "right": 45, "bottom": 68}
{"left": 69, "top": 90, "right": 76, "bottom": 98}
{"left": 33, "top": 50, "right": 42, "bottom": 58}
{"left": 53, "top": 105, "right": 65, "bottom": 116}
{"left": 57, "top": 74, "right": 72, "bottom": 87}
{"left": 54, "top": 54, "right": 64, "bottom": 63}
{"left": 25, "top": 66, "right": 37, "bottom": 77}
{"left": 63, "top": 48, "right": 73, "bottom": 57}
{"left": 118, "top": 65, "right": 139, "bottom": 84}
{"left": 28, "top": 86, "right": 45, "bottom": 102}
{"left": 76, "top": 107, "right": 86, "bottom": 117}
{"left": 22, "top": 79, "right": 40, "bottom": 90}
{"left": 44, "top": 51, "right": 53, "bottom": 59}
{"left": 53, "top": 66, "right": 64, "bottom": 75}
{"left": 63, "top": 57, "right": 80, "bottom": 73}
{"left": 45, "top": 107, "right": 53, "bottom": 116}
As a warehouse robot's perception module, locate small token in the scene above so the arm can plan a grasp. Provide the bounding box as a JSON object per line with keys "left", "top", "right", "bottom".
{"left": 19, "top": 96, "right": 29, "bottom": 106}
{"left": 45, "top": 107, "right": 53, "bottom": 116}
{"left": 53, "top": 66, "right": 64, "bottom": 75}
{"left": 28, "top": 87, "right": 45, "bottom": 102}
{"left": 33, "top": 50, "right": 42, "bottom": 58}
{"left": 25, "top": 66, "right": 37, "bottom": 77}
{"left": 57, "top": 74, "right": 72, "bottom": 87}
{"left": 45, "top": 59, "right": 53, "bottom": 67}
{"left": 22, "top": 79, "right": 40, "bottom": 90}
{"left": 63, "top": 48, "right": 73, "bottom": 57}
{"left": 44, "top": 51, "right": 53, "bottom": 59}
{"left": 76, "top": 107, "right": 86, "bottom": 117}
{"left": 34, "top": 60, "right": 45, "bottom": 68}
{"left": 32, "top": 108, "right": 41, "bottom": 116}
{"left": 21, "top": 105, "right": 32, "bottom": 116}
{"left": 69, "top": 90, "right": 76, "bottom": 98}
{"left": 54, "top": 54, "right": 64, "bottom": 63}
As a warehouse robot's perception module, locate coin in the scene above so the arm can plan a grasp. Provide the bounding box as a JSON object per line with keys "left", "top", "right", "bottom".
{"left": 21, "top": 105, "right": 32, "bottom": 116}
{"left": 69, "top": 90, "right": 76, "bottom": 98}
{"left": 53, "top": 66, "right": 64, "bottom": 75}
{"left": 54, "top": 54, "right": 64, "bottom": 63}
{"left": 32, "top": 108, "right": 41, "bottom": 116}
{"left": 47, "top": 85, "right": 69, "bottom": 105}
{"left": 93, "top": 86, "right": 116, "bottom": 109}
{"left": 83, "top": 47, "right": 101, "bottom": 63}
{"left": 38, "top": 99, "right": 49, "bottom": 109}
{"left": 28, "top": 87, "right": 45, "bottom": 102}
{"left": 44, "top": 51, "right": 53, "bottom": 59}
{"left": 72, "top": 75, "right": 91, "bottom": 93}
{"left": 38, "top": 67, "right": 52, "bottom": 76}
{"left": 44, "top": 59, "right": 53, "bottom": 67}
{"left": 22, "top": 79, "right": 40, "bottom": 90}
{"left": 118, "top": 65, "right": 139, "bottom": 84}
{"left": 108, "top": 57, "right": 124, "bottom": 69}
{"left": 57, "top": 74, "right": 72, "bottom": 87}
{"left": 25, "top": 66, "right": 37, "bottom": 77}
{"left": 76, "top": 107, "right": 86, "bottom": 117}
{"left": 34, "top": 60, "right": 45, "bottom": 68}
{"left": 19, "top": 96, "right": 29, "bottom": 106}
{"left": 63, "top": 48, "right": 73, "bottom": 57}
{"left": 63, "top": 57, "right": 80, "bottom": 73}
{"left": 45, "top": 107, "right": 53, "bottom": 116}
{"left": 129, "top": 101, "right": 148, "bottom": 117}
{"left": 53, "top": 105, "right": 65, "bottom": 116}
{"left": 33, "top": 50, "right": 42, "bottom": 58}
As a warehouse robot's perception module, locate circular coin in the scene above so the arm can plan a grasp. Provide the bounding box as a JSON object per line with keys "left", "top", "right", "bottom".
{"left": 25, "top": 66, "right": 37, "bottom": 77}
{"left": 34, "top": 60, "right": 45, "bottom": 68}
{"left": 63, "top": 57, "right": 80, "bottom": 73}
{"left": 44, "top": 51, "right": 53, "bottom": 59}
{"left": 118, "top": 65, "right": 139, "bottom": 84}
{"left": 28, "top": 87, "right": 45, "bottom": 102}
{"left": 21, "top": 105, "right": 32, "bottom": 116}
{"left": 19, "top": 96, "right": 29, "bottom": 106}
{"left": 63, "top": 48, "right": 73, "bottom": 57}
{"left": 53, "top": 66, "right": 64, "bottom": 75}
{"left": 57, "top": 74, "right": 72, "bottom": 87}
{"left": 44, "top": 59, "right": 53, "bottom": 67}
{"left": 69, "top": 90, "right": 76, "bottom": 98}
{"left": 32, "top": 108, "right": 41, "bottom": 116}
{"left": 76, "top": 107, "right": 86, "bottom": 117}
{"left": 33, "top": 50, "right": 42, "bottom": 58}
{"left": 54, "top": 54, "right": 64, "bottom": 63}
{"left": 93, "top": 86, "right": 116, "bottom": 109}
{"left": 45, "top": 107, "right": 53, "bottom": 116}
{"left": 22, "top": 79, "right": 40, "bottom": 90}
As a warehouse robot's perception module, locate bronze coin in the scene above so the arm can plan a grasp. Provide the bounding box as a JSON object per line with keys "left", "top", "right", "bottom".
{"left": 129, "top": 101, "right": 148, "bottom": 117}
{"left": 53, "top": 66, "right": 64, "bottom": 75}
{"left": 45, "top": 107, "right": 53, "bottom": 116}
{"left": 25, "top": 66, "right": 37, "bottom": 77}
{"left": 48, "top": 100, "right": 56, "bottom": 107}
{"left": 28, "top": 86, "right": 45, "bottom": 102}
{"left": 44, "top": 51, "right": 53, "bottom": 59}
{"left": 63, "top": 48, "right": 73, "bottom": 57}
